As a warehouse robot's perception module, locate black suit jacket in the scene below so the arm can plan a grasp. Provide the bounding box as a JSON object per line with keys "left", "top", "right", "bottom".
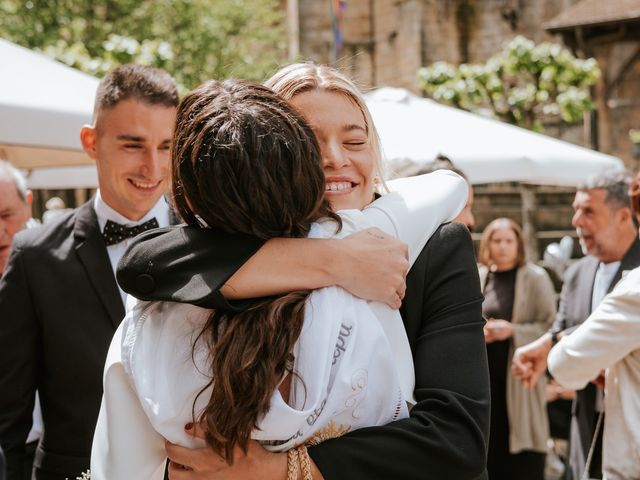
{"left": 118, "top": 222, "right": 491, "bottom": 479}
{"left": 0, "top": 445, "right": 6, "bottom": 480}
{"left": 0, "top": 200, "right": 160, "bottom": 480}
{"left": 551, "top": 237, "right": 640, "bottom": 479}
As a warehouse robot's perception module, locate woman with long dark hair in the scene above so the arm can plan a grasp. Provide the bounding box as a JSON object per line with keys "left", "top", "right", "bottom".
{"left": 110, "top": 63, "right": 490, "bottom": 480}
{"left": 91, "top": 78, "right": 467, "bottom": 479}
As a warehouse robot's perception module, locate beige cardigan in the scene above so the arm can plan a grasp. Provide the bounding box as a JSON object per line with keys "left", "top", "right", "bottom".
{"left": 479, "top": 262, "right": 556, "bottom": 454}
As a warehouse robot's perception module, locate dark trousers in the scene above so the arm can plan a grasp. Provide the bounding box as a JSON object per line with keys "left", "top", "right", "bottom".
{"left": 488, "top": 395, "right": 545, "bottom": 480}
{"left": 487, "top": 449, "right": 546, "bottom": 480}
{"left": 23, "top": 442, "right": 36, "bottom": 480}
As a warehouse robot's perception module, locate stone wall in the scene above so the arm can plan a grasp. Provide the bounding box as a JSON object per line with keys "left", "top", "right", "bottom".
{"left": 592, "top": 40, "right": 640, "bottom": 169}
{"left": 298, "top": 0, "right": 580, "bottom": 90}
{"left": 296, "top": 0, "right": 640, "bottom": 166}
{"left": 293, "top": 0, "right": 640, "bottom": 258}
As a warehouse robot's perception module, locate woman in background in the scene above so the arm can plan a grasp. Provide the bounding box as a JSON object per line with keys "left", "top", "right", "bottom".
{"left": 478, "top": 218, "right": 556, "bottom": 480}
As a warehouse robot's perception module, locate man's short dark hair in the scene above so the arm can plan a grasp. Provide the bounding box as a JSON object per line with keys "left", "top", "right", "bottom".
{"left": 579, "top": 170, "right": 633, "bottom": 211}
{"left": 414, "top": 153, "right": 468, "bottom": 180}
{"left": 93, "top": 64, "right": 179, "bottom": 121}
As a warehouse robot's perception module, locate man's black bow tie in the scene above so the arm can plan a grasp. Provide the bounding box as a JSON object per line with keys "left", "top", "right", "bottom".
{"left": 102, "top": 218, "right": 159, "bottom": 246}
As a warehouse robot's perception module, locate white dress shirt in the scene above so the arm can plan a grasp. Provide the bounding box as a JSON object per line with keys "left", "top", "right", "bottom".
{"left": 93, "top": 191, "right": 170, "bottom": 305}
{"left": 590, "top": 260, "right": 620, "bottom": 412}
{"left": 591, "top": 261, "right": 620, "bottom": 312}
{"left": 549, "top": 267, "right": 640, "bottom": 480}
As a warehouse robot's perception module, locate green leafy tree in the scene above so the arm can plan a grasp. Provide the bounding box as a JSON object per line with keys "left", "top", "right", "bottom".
{"left": 0, "top": 0, "right": 287, "bottom": 91}
{"left": 417, "top": 36, "right": 600, "bottom": 131}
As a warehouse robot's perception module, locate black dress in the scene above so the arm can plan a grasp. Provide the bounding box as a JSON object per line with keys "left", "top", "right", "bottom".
{"left": 483, "top": 268, "right": 546, "bottom": 480}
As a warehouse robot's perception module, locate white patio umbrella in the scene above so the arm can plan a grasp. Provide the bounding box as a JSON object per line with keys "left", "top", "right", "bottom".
{"left": 0, "top": 38, "right": 99, "bottom": 188}
{"left": 365, "top": 87, "right": 624, "bottom": 185}
{"left": 24, "top": 165, "right": 97, "bottom": 189}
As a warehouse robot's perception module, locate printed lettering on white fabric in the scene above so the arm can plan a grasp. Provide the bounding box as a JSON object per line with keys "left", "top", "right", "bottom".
{"left": 332, "top": 322, "right": 353, "bottom": 365}
{"left": 306, "top": 398, "right": 327, "bottom": 426}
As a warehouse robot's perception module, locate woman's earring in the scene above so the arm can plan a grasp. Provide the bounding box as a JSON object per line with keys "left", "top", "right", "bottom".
{"left": 372, "top": 176, "right": 380, "bottom": 195}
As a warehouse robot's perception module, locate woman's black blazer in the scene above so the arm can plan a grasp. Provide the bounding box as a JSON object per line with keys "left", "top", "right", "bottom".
{"left": 117, "top": 221, "right": 490, "bottom": 480}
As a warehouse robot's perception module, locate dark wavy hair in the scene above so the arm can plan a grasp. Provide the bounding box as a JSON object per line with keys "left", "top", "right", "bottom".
{"left": 171, "top": 79, "right": 340, "bottom": 462}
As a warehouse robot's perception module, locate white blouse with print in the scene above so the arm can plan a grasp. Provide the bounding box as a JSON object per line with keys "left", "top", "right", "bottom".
{"left": 90, "top": 170, "right": 468, "bottom": 480}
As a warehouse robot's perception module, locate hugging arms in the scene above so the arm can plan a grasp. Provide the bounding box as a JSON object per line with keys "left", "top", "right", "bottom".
{"left": 106, "top": 64, "right": 490, "bottom": 479}
{"left": 116, "top": 220, "right": 489, "bottom": 480}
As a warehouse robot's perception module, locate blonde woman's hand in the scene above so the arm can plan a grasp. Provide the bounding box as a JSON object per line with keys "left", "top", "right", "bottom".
{"left": 166, "top": 424, "right": 324, "bottom": 480}
{"left": 338, "top": 227, "right": 408, "bottom": 309}
{"left": 166, "top": 438, "right": 279, "bottom": 480}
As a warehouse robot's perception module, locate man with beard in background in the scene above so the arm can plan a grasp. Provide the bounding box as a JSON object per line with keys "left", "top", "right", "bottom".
{"left": 512, "top": 171, "right": 640, "bottom": 479}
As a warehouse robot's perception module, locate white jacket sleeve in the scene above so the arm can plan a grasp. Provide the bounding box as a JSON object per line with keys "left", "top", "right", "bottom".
{"left": 548, "top": 267, "right": 640, "bottom": 390}
{"left": 363, "top": 170, "right": 467, "bottom": 266}
{"left": 90, "top": 324, "right": 166, "bottom": 480}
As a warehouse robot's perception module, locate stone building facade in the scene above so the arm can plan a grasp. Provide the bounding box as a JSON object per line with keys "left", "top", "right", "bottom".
{"left": 292, "top": 0, "right": 639, "bottom": 167}
{"left": 295, "top": 1, "right": 577, "bottom": 90}
{"left": 290, "top": 0, "right": 640, "bottom": 258}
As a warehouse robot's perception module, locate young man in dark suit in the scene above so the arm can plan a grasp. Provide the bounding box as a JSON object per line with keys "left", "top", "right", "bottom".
{"left": 0, "top": 65, "right": 427, "bottom": 480}
{"left": 513, "top": 171, "right": 640, "bottom": 480}
{"left": 0, "top": 64, "right": 180, "bottom": 480}
{"left": 116, "top": 218, "right": 490, "bottom": 478}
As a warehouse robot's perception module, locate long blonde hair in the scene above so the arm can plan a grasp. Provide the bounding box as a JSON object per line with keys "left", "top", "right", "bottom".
{"left": 266, "top": 62, "right": 387, "bottom": 190}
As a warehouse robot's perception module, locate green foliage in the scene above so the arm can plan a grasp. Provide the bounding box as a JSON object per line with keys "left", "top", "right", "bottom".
{"left": 417, "top": 36, "right": 600, "bottom": 131}
{"left": 0, "top": 0, "right": 287, "bottom": 91}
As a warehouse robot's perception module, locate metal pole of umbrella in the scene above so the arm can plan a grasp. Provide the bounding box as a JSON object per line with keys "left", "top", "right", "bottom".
{"left": 520, "top": 183, "right": 539, "bottom": 261}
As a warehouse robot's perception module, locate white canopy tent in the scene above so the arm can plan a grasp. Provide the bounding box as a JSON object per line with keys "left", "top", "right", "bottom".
{"left": 365, "top": 87, "right": 624, "bottom": 185}
{"left": 0, "top": 38, "right": 99, "bottom": 188}
{"left": 25, "top": 165, "right": 98, "bottom": 190}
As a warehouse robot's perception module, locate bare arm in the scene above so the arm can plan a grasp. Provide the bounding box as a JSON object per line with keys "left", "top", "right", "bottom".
{"left": 118, "top": 172, "right": 465, "bottom": 310}
{"left": 118, "top": 226, "right": 408, "bottom": 310}
{"left": 223, "top": 228, "right": 408, "bottom": 308}
{"left": 164, "top": 436, "right": 323, "bottom": 480}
